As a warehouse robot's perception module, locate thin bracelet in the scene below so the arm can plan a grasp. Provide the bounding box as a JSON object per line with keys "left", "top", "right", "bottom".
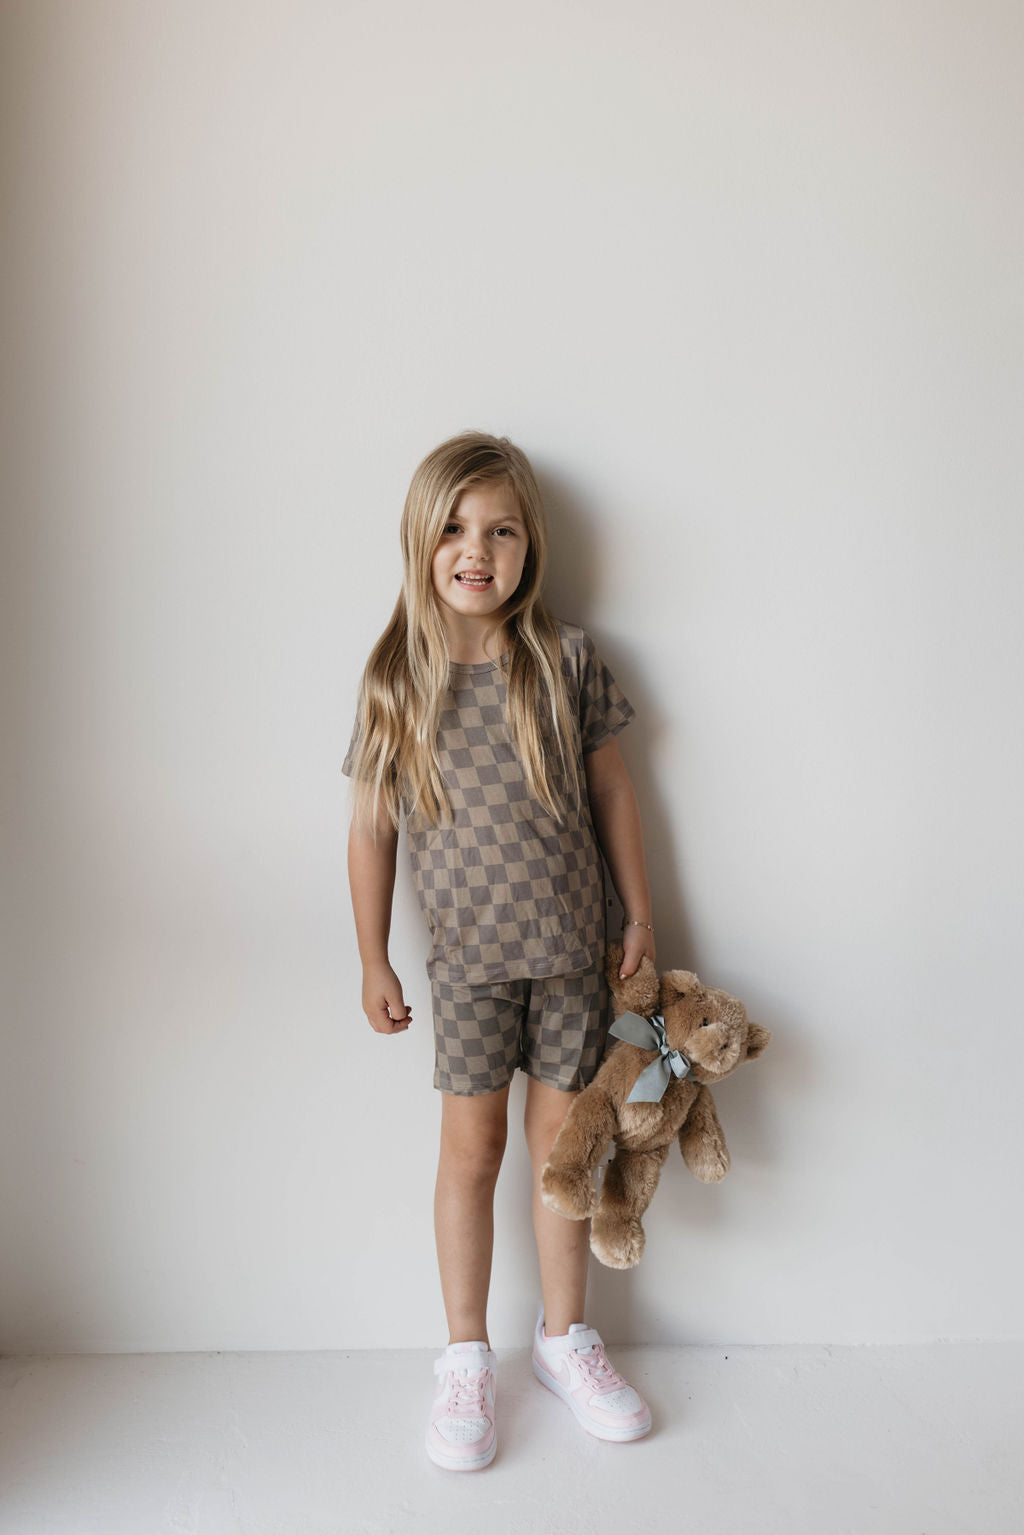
{"left": 622, "top": 918, "right": 655, "bottom": 933}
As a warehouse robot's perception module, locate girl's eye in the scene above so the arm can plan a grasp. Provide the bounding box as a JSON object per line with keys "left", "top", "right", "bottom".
{"left": 442, "top": 524, "right": 517, "bottom": 537}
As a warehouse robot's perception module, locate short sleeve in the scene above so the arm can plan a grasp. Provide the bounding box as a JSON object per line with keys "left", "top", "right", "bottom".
{"left": 341, "top": 715, "right": 362, "bottom": 778}
{"left": 577, "top": 632, "right": 636, "bottom": 754}
{"left": 342, "top": 712, "right": 400, "bottom": 797}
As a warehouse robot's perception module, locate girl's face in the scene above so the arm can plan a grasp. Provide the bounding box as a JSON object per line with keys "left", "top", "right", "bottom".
{"left": 430, "top": 480, "right": 529, "bottom": 640}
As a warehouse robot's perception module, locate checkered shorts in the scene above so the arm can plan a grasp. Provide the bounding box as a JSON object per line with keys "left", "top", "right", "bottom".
{"left": 431, "top": 963, "right": 611, "bottom": 1096}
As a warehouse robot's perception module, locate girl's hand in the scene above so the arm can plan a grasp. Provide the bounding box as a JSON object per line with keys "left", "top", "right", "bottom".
{"left": 618, "top": 925, "right": 656, "bottom": 980}
{"left": 361, "top": 961, "right": 413, "bottom": 1034}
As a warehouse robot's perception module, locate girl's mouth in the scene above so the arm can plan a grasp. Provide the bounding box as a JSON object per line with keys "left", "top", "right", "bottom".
{"left": 455, "top": 574, "right": 494, "bottom": 588}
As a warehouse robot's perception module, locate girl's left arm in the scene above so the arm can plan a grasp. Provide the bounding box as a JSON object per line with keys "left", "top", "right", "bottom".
{"left": 584, "top": 737, "right": 655, "bottom": 979}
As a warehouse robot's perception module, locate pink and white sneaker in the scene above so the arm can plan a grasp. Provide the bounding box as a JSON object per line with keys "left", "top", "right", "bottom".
{"left": 426, "top": 1341, "right": 498, "bottom": 1471}
{"left": 532, "top": 1313, "right": 652, "bottom": 1442}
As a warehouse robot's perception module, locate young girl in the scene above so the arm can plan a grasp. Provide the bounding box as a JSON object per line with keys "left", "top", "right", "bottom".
{"left": 342, "top": 430, "right": 657, "bottom": 1470}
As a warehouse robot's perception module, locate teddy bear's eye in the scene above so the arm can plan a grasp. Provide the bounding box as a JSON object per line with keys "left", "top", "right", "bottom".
{"left": 700, "top": 1018, "right": 710, "bottom": 1027}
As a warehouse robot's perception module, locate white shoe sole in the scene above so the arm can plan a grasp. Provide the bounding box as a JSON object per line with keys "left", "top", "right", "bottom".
{"left": 532, "top": 1355, "right": 652, "bottom": 1442}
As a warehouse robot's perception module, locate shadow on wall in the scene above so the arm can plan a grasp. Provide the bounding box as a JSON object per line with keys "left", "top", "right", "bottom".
{"left": 539, "top": 462, "right": 694, "bottom": 967}
{"left": 535, "top": 465, "right": 797, "bottom": 1345}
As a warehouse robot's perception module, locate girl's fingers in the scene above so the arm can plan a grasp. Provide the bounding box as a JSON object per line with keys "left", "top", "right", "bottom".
{"left": 618, "top": 934, "right": 655, "bottom": 978}
{"left": 380, "top": 1001, "right": 412, "bottom": 1032}
{"left": 366, "top": 1001, "right": 412, "bottom": 1033}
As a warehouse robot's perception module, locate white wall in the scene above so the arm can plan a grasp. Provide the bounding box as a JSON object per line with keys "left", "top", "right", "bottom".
{"left": 2, "top": 0, "right": 1021, "bottom": 1353}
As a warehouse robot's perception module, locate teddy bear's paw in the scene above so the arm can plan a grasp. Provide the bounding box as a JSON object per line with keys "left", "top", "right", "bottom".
{"left": 540, "top": 1163, "right": 597, "bottom": 1220}
{"left": 590, "top": 1213, "right": 645, "bottom": 1270}
{"left": 690, "top": 1147, "right": 731, "bottom": 1183}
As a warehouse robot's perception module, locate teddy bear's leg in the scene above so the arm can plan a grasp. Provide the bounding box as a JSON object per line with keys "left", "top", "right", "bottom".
{"left": 679, "top": 1084, "right": 731, "bottom": 1182}
{"left": 590, "top": 1143, "right": 671, "bottom": 1269}
{"left": 540, "top": 1086, "right": 618, "bottom": 1221}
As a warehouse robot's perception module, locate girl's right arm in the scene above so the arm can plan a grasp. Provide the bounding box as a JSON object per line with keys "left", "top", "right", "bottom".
{"left": 347, "top": 804, "right": 413, "bottom": 1034}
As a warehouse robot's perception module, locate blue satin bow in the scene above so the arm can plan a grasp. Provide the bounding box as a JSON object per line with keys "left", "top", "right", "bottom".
{"left": 608, "top": 1010, "right": 694, "bottom": 1103}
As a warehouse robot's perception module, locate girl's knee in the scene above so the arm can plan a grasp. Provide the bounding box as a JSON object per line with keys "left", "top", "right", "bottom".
{"left": 524, "top": 1087, "right": 577, "bottom": 1164}
{"left": 439, "top": 1093, "right": 509, "bottom": 1180}
{"left": 438, "top": 1133, "right": 506, "bottom": 1186}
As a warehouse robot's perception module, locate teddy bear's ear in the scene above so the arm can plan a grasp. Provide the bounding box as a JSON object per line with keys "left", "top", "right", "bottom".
{"left": 745, "top": 1023, "right": 771, "bottom": 1059}
{"left": 662, "top": 968, "right": 700, "bottom": 998}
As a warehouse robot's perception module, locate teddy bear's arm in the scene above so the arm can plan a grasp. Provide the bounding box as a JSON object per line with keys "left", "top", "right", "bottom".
{"left": 679, "top": 1083, "right": 730, "bottom": 1183}
{"left": 556, "top": 1082, "right": 618, "bottom": 1169}
{"left": 540, "top": 1084, "right": 619, "bottom": 1221}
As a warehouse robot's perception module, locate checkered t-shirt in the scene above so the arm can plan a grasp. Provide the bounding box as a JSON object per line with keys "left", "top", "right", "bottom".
{"left": 342, "top": 618, "right": 636, "bottom": 985}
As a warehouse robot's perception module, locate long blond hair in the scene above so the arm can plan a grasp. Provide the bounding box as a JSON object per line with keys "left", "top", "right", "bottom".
{"left": 347, "top": 430, "right": 584, "bottom": 839}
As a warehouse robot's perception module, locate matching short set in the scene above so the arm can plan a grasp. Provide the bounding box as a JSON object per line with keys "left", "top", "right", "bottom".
{"left": 342, "top": 618, "right": 636, "bottom": 1097}
{"left": 431, "top": 964, "right": 611, "bottom": 1096}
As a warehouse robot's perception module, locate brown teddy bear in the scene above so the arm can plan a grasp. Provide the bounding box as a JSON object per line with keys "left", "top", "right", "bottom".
{"left": 541, "top": 942, "right": 770, "bottom": 1268}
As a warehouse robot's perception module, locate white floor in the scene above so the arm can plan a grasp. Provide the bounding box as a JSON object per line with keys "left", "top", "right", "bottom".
{"left": 0, "top": 1343, "right": 1020, "bottom": 1535}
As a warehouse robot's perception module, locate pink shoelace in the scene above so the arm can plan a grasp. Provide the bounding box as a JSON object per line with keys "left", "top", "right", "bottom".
{"left": 572, "top": 1343, "right": 628, "bottom": 1396}
{"left": 447, "top": 1366, "right": 490, "bottom": 1415}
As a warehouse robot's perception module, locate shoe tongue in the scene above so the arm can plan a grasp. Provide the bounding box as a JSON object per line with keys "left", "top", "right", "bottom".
{"left": 568, "top": 1322, "right": 597, "bottom": 1354}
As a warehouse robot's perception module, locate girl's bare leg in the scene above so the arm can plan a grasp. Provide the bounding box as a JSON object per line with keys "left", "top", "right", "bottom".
{"left": 524, "top": 1077, "right": 590, "bottom": 1336}
{"left": 434, "top": 1084, "right": 510, "bottom": 1346}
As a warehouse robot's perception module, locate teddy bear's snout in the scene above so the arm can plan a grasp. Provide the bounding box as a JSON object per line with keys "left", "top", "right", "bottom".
{"left": 704, "top": 1029, "right": 743, "bottom": 1072}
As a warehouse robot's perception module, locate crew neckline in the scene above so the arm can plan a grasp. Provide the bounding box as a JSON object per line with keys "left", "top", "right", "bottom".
{"left": 448, "top": 649, "right": 511, "bottom": 674}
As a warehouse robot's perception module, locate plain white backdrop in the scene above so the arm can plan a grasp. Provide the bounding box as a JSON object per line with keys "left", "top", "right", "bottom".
{"left": 2, "top": 0, "right": 1022, "bottom": 1353}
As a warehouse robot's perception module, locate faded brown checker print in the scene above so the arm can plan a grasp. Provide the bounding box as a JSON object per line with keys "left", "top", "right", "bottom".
{"left": 342, "top": 619, "right": 635, "bottom": 986}
{"left": 431, "top": 964, "right": 611, "bottom": 1095}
